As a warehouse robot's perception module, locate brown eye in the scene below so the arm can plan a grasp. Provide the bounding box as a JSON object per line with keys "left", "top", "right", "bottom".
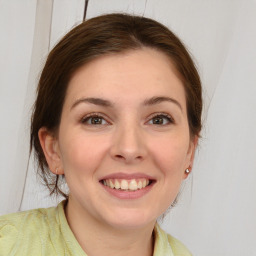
{"left": 149, "top": 114, "right": 173, "bottom": 125}
{"left": 82, "top": 115, "right": 107, "bottom": 125}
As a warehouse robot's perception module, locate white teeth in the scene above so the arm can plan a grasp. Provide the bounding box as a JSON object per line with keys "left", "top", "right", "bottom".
{"left": 109, "top": 180, "right": 114, "bottom": 189}
{"left": 102, "top": 178, "right": 151, "bottom": 191}
{"left": 129, "top": 179, "right": 138, "bottom": 191}
{"left": 114, "top": 179, "right": 120, "bottom": 189}
{"left": 121, "top": 180, "right": 129, "bottom": 190}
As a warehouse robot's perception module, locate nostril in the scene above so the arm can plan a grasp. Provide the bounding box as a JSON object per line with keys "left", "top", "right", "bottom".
{"left": 114, "top": 154, "right": 144, "bottom": 161}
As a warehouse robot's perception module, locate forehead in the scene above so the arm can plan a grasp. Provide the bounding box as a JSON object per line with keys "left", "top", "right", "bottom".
{"left": 65, "top": 48, "right": 186, "bottom": 107}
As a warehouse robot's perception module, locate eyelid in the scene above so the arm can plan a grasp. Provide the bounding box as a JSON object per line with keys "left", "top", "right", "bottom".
{"left": 80, "top": 112, "right": 111, "bottom": 124}
{"left": 146, "top": 112, "right": 175, "bottom": 124}
{"left": 80, "top": 112, "right": 174, "bottom": 125}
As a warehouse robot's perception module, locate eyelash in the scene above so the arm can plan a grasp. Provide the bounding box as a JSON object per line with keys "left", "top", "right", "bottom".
{"left": 81, "top": 112, "right": 109, "bottom": 125}
{"left": 147, "top": 113, "right": 174, "bottom": 125}
{"left": 80, "top": 112, "right": 174, "bottom": 126}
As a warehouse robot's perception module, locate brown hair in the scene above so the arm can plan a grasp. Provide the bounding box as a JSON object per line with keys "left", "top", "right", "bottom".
{"left": 30, "top": 13, "right": 202, "bottom": 198}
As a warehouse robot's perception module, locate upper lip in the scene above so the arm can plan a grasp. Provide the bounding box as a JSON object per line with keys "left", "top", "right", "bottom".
{"left": 99, "top": 172, "right": 156, "bottom": 181}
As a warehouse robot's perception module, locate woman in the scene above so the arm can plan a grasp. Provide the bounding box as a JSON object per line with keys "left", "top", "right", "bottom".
{"left": 0, "top": 13, "right": 202, "bottom": 255}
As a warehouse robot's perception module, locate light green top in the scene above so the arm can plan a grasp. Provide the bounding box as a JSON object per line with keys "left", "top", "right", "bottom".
{"left": 0, "top": 201, "right": 192, "bottom": 256}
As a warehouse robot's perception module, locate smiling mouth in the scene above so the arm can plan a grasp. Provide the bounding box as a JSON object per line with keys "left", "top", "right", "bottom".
{"left": 100, "top": 178, "right": 154, "bottom": 191}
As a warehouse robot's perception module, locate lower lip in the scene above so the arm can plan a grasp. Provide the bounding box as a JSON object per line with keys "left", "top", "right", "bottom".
{"left": 100, "top": 182, "right": 155, "bottom": 199}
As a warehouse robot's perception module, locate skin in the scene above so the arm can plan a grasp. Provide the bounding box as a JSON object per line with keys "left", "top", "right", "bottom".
{"left": 39, "top": 48, "right": 198, "bottom": 256}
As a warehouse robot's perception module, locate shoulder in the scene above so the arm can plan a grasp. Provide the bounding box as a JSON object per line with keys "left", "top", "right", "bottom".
{"left": 0, "top": 205, "right": 58, "bottom": 233}
{"left": 154, "top": 223, "right": 192, "bottom": 256}
{"left": 0, "top": 206, "right": 55, "bottom": 223}
{"left": 0, "top": 205, "right": 60, "bottom": 255}
{"left": 167, "top": 234, "right": 192, "bottom": 256}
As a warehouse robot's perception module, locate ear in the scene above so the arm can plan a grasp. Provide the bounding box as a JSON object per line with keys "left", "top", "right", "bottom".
{"left": 183, "top": 136, "right": 198, "bottom": 179}
{"left": 38, "top": 127, "right": 64, "bottom": 175}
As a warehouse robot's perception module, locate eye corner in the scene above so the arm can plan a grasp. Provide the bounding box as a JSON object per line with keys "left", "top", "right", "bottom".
{"left": 146, "top": 112, "right": 175, "bottom": 126}
{"left": 80, "top": 112, "right": 111, "bottom": 126}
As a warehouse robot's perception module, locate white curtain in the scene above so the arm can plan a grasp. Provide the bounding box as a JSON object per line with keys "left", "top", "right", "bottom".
{"left": 0, "top": 1, "right": 255, "bottom": 255}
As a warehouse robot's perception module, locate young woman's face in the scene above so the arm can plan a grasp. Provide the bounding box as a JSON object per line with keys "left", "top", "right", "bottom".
{"left": 49, "top": 48, "right": 196, "bottom": 229}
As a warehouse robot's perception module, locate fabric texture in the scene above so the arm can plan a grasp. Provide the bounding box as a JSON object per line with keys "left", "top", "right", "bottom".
{"left": 0, "top": 201, "right": 192, "bottom": 255}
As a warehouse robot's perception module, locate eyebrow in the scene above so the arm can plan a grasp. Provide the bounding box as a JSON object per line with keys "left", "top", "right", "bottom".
{"left": 71, "top": 97, "right": 113, "bottom": 110}
{"left": 143, "top": 96, "right": 182, "bottom": 111}
{"left": 70, "top": 96, "right": 182, "bottom": 111}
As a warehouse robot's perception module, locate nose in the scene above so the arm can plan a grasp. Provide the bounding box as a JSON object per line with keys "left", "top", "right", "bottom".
{"left": 110, "top": 123, "right": 147, "bottom": 164}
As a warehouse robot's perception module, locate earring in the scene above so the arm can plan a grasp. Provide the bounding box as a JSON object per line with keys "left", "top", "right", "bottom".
{"left": 185, "top": 168, "right": 190, "bottom": 174}
{"left": 55, "top": 168, "right": 58, "bottom": 175}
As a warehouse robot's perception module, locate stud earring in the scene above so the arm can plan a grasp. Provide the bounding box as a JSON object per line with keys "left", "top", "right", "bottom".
{"left": 185, "top": 168, "right": 190, "bottom": 174}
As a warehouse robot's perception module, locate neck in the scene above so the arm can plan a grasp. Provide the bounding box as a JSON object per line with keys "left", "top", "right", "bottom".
{"left": 65, "top": 199, "right": 155, "bottom": 256}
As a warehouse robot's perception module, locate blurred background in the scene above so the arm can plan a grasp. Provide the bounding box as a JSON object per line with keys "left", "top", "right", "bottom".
{"left": 0, "top": 0, "right": 256, "bottom": 255}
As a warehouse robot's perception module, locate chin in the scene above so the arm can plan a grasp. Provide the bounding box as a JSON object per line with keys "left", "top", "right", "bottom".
{"left": 101, "top": 207, "right": 158, "bottom": 230}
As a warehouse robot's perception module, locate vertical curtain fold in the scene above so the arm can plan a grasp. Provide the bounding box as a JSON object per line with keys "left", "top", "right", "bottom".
{"left": 17, "top": 0, "right": 54, "bottom": 210}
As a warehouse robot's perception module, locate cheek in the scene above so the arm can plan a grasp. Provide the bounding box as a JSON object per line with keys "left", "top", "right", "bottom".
{"left": 58, "top": 132, "right": 111, "bottom": 199}
{"left": 59, "top": 131, "right": 110, "bottom": 174}
{"left": 149, "top": 135, "right": 190, "bottom": 175}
